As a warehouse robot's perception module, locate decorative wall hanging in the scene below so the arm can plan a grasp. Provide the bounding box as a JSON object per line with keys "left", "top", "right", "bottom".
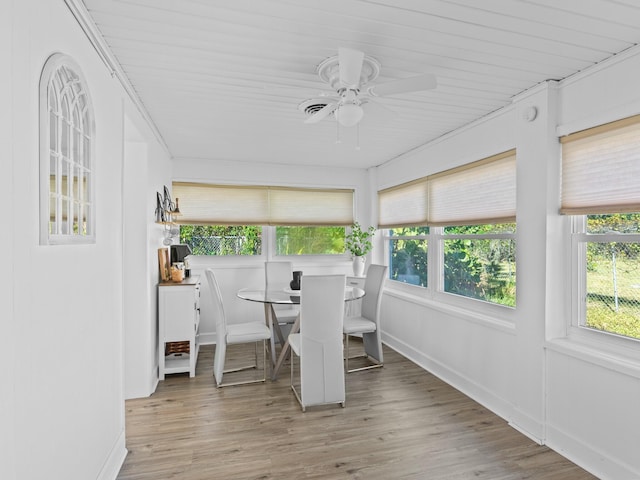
{"left": 155, "top": 186, "right": 181, "bottom": 245}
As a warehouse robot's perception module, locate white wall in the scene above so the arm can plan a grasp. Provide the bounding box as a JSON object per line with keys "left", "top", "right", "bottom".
{"left": 1, "top": 1, "right": 17, "bottom": 478}
{"left": 6, "top": 0, "right": 172, "bottom": 478}
{"left": 122, "top": 112, "right": 172, "bottom": 399}
{"left": 375, "top": 50, "right": 640, "bottom": 479}
{"left": 545, "top": 48, "right": 640, "bottom": 479}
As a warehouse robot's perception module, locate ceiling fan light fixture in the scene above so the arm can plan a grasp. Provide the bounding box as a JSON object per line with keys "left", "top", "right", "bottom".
{"left": 336, "top": 103, "right": 363, "bottom": 127}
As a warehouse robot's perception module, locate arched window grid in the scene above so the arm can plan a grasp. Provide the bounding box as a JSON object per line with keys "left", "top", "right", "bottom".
{"left": 40, "top": 54, "right": 95, "bottom": 245}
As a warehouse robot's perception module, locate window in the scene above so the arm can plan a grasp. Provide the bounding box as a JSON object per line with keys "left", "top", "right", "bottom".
{"left": 39, "top": 54, "right": 94, "bottom": 245}
{"left": 573, "top": 215, "right": 640, "bottom": 340}
{"left": 180, "top": 225, "right": 261, "bottom": 255}
{"left": 562, "top": 115, "right": 640, "bottom": 341}
{"left": 178, "top": 225, "right": 346, "bottom": 257}
{"left": 379, "top": 150, "right": 516, "bottom": 307}
{"left": 388, "top": 227, "right": 429, "bottom": 287}
{"left": 275, "top": 226, "right": 345, "bottom": 255}
{"left": 173, "top": 183, "right": 354, "bottom": 257}
{"left": 442, "top": 224, "right": 516, "bottom": 306}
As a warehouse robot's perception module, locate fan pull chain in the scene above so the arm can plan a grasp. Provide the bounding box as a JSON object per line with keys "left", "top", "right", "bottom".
{"left": 335, "top": 120, "right": 341, "bottom": 144}
{"left": 356, "top": 123, "right": 361, "bottom": 150}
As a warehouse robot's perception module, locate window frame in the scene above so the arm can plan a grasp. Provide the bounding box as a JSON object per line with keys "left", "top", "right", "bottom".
{"left": 179, "top": 225, "right": 352, "bottom": 262}
{"left": 39, "top": 53, "right": 95, "bottom": 245}
{"left": 435, "top": 226, "right": 516, "bottom": 309}
{"left": 570, "top": 215, "right": 640, "bottom": 348}
{"left": 560, "top": 115, "right": 640, "bottom": 351}
{"left": 384, "top": 227, "right": 430, "bottom": 292}
{"left": 384, "top": 226, "right": 517, "bottom": 319}
{"left": 380, "top": 150, "right": 517, "bottom": 317}
{"left": 272, "top": 225, "right": 347, "bottom": 257}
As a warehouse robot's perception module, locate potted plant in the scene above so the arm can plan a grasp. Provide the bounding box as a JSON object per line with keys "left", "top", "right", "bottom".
{"left": 345, "top": 222, "right": 376, "bottom": 276}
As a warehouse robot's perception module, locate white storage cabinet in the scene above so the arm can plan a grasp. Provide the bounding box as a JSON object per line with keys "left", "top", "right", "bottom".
{"left": 158, "top": 276, "right": 201, "bottom": 379}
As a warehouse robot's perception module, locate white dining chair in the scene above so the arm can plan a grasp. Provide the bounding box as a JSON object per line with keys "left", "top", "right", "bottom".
{"left": 206, "top": 269, "right": 272, "bottom": 387}
{"left": 343, "top": 264, "right": 387, "bottom": 373}
{"left": 289, "top": 274, "right": 346, "bottom": 412}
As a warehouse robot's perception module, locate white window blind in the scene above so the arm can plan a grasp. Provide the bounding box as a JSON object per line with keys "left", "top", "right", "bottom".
{"left": 378, "top": 150, "right": 516, "bottom": 227}
{"left": 378, "top": 178, "right": 429, "bottom": 228}
{"left": 173, "top": 182, "right": 354, "bottom": 226}
{"left": 267, "top": 187, "right": 354, "bottom": 225}
{"left": 429, "top": 150, "right": 516, "bottom": 226}
{"left": 172, "top": 183, "right": 269, "bottom": 225}
{"left": 561, "top": 115, "right": 640, "bottom": 214}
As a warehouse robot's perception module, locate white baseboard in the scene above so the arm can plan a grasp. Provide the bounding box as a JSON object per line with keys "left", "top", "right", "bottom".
{"left": 198, "top": 332, "right": 217, "bottom": 345}
{"left": 98, "top": 430, "right": 127, "bottom": 480}
{"left": 546, "top": 425, "right": 639, "bottom": 480}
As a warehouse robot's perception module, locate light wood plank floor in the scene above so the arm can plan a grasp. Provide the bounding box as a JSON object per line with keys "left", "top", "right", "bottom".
{"left": 117, "top": 343, "right": 597, "bottom": 480}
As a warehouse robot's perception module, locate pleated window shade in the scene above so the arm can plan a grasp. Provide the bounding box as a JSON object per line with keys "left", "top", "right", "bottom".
{"left": 378, "top": 178, "right": 429, "bottom": 228}
{"left": 429, "top": 151, "right": 516, "bottom": 226}
{"left": 378, "top": 150, "right": 516, "bottom": 228}
{"left": 172, "top": 182, "right": 354, "bottom": 226}
{"left": 561, "top": 115, "right": 640, "bottom": 215}
{"left": 267, "top": 187, "right": 354, "bottom": 226}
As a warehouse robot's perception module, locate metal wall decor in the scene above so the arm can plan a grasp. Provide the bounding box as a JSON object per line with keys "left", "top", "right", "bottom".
{"left": 155, "top": 186, "right": 181, "bottom": 245}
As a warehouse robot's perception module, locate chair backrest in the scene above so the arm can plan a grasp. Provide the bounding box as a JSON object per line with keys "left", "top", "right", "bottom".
{"left": 206, "top": 268, "right": 230, "bottom": 384}
{"left": 299, "top": 274, "right": 346, "bottom": 405}
{"left": 361, "top": 264, "right": 388, "bottom": 324}
{"left": 265, "top": 261, "right": 293, "bottom": 290}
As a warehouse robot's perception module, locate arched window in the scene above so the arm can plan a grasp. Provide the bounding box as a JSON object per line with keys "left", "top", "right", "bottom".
{"left": 39, "top": 54, "right": 95, "bottom": 244}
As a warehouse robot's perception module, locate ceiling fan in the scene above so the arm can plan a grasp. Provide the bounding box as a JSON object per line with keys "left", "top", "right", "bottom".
{"left": 299, "top": 47, "right": 437, "bottom": 127}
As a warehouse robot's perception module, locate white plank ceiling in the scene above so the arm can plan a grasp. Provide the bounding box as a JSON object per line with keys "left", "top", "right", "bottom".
{"left": 81, "top": 0, "right": 640, "bottom": 169}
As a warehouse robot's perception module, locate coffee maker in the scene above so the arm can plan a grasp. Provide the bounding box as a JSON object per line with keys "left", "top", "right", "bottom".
{"left": 170, "top": 244, "right": 193, "bottom": 277}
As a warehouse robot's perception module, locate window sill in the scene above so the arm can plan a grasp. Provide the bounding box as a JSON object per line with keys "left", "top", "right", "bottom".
{"left": 384, "top": 284, "right": 515, "bottom": 335}
{"left": 546, "top": 333, "right": 640, "bottom": 379}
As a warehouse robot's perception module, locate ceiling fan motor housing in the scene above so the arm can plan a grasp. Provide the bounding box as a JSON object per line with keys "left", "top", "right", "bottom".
{"left": 317, "top": 54, "right": 381, "bottom": 90}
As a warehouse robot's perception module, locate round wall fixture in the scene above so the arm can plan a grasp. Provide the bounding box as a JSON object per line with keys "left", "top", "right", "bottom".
{"left": 522, "top": 106, "right": 538, "bottom": 122}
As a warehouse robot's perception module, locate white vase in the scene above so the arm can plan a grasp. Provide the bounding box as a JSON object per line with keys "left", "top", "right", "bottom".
{"left": 352, "top": 256, "right": 366, "bottom": 277}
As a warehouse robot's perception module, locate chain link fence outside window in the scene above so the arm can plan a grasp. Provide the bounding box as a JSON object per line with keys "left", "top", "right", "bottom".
{"left": 586, "top": 241, "right": 640, "bottom": 339}
{"left": 583, "top": 214, "right": 640, "bottom": 339}
{"left": 185, "top": 236, "right": 246, "bottom": 255}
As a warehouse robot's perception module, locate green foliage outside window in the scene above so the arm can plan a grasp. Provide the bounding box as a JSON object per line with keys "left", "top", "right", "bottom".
{"left": 389, "top": 227, "right": 428, "bottom": 287}
{"left": 276, "top": 226, "right": 345, "bottom": 255}
{"left": 180, "top": 225, "right": 261, "bottom": 255}
{"left": 443, "top": 224, "right": 516, "bottom": 307}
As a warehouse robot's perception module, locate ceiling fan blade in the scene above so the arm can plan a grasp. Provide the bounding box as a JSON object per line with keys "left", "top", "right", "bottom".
{"left": 304, "top": 102, "right": 338, "bottom": 124}
{"left": 368, "top": 73, "right": 437, "bottom": 97}
{"left": 360, "top": 100, "right": 397, "bottom": 126}
{"left": 339, "top": 47, "right": 365, "bottom": 89}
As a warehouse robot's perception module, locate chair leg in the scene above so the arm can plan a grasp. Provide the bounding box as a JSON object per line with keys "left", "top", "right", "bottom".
{"left": 345, "top": 333, "right": 350, "bottom": 373}
{"left": 216, "top": 340, "right": 268, "bottom": 388}
{"left": 344, "top": 334, "right": 383, "bottom": 373}
{"left": 290, "top": 350, "right": 304, "bottom": 411}
{"left": 265, "top": 304, "right": 277, "bottom": 367}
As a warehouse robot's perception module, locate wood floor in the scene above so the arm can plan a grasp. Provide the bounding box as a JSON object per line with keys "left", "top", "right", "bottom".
{"left": 117, "top": 343, "right": 597, "bottom": 480}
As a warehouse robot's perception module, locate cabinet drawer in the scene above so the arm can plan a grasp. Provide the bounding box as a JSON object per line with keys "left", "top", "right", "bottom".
{"left": 347, "top": 276, "right": 365, "bottom": 288}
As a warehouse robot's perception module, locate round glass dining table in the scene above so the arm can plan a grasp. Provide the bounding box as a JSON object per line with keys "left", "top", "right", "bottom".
{"left": 237, "top": 286, "right": 364, "bottom": 304}
{"left": 237, "top": 286, "right": 365, "bottom": 380}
